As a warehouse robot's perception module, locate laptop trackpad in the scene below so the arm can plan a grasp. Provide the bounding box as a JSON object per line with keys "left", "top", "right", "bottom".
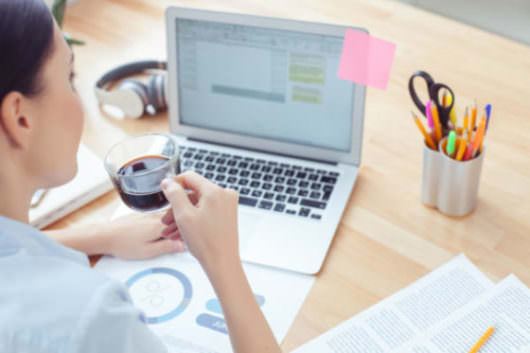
{"left": 238, "top": 210, "right": 260, "bottom": 251}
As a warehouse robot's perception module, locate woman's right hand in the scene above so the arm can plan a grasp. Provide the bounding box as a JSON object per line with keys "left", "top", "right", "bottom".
{"left": 160, "top": 171, "right": 240, "bottom": 270}
{"left": 162, "top": 172, "right": 281, "bottom": 353}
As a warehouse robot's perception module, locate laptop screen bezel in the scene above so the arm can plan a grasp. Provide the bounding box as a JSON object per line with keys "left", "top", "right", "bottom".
{"left": 166, "top": 7, "right": 366, "bottom": 166}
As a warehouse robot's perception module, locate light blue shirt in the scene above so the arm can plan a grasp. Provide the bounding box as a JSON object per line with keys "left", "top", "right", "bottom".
{"left": 0, "top": 215, "right": 167, "bottom": 353}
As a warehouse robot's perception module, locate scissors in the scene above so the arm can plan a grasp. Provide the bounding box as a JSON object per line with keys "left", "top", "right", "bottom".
{"left": 408, "top": 71, "right": 455, "bottom": 129}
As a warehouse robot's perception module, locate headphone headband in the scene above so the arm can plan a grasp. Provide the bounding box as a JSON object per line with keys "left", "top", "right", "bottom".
{"left": 96, "top": 60, "right": 167, "bottom": 89}
{"left": 94, "top": 60, "right": 168, "bottom": 119}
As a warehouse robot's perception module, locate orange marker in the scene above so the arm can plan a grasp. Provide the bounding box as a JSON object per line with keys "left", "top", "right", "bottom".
{"left": 412, "top": 111, "right": 437, "bottom": 150}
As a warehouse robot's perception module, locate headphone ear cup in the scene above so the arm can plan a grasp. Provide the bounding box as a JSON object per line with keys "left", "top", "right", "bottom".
{"left": 119, "top": 79, "right": 149, "bottom": 106}
{"left": 147, "top": 74, "right": 168, "bottom": 113}
{"left": 96, "top": 79, "right": 148, "bottom": 119}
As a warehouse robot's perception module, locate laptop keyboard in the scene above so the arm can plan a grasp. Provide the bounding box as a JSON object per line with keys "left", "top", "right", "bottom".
{"left": 178, "top": 145, "right": 339, "bottom": 220}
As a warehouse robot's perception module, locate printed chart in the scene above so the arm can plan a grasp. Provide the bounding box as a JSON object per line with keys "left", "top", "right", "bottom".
{"left": 126, "top": 267, "right": 193, "bottom": 324}
{"left": 196, "top": 294, "right": 265, "bottom": 335}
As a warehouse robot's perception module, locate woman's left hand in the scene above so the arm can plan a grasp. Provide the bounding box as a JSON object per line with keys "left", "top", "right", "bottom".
{"left": 105, "top": 213, "right": 186, "bottom": 260}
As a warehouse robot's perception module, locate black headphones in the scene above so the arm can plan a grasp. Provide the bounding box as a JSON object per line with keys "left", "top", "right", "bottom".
{"left": 94, "top": 60, "right": 168, "bottom": 119}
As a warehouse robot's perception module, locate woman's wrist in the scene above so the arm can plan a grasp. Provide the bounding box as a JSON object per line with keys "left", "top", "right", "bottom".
{"left": 45, "top": 223, "right": 114, "bottom": 256}
{"left": 201, "top": 251, "right": 244, "bottom": 287}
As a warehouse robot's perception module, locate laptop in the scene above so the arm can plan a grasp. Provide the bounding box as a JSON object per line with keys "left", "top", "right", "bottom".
{"left": 166, "top": 7, "right": 366, "bottom": 274}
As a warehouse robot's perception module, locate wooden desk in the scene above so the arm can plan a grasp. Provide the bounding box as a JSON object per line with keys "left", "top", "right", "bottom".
{"left": 54, "top": 0, "right": 530, "bottom": 351}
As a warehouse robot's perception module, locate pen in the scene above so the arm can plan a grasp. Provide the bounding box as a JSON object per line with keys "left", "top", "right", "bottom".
{"left": 431, "top": 101, "right": 442, "bottom": 143}
{"left": 412, "top": 111, "right": 437, "bottom": 150}
{"left": 485, "top": 104, "right": 492, "bottom": 131}
{"left": 446, "top": 130, "right": 456, "bottom": 158}
{"left": 468, "top": 327, "right": 494, "bottom": 353}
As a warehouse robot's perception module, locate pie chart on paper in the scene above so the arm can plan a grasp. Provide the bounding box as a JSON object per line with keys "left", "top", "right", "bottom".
{"left": 126, "top": 267, "right": 193, "bottom": 324}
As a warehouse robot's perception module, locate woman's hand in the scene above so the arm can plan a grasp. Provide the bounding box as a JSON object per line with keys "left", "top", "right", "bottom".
{"left": 105, "top": 213, "right": 186, "bottom": 260}
{"left": 160, "top": 171, "right": 240, "bottom": 270}
{"left": 161, "top": 172, "right": 281, "bottom": 353}
{"left": 47, "top": 213, "right": 186, "bottom": 260}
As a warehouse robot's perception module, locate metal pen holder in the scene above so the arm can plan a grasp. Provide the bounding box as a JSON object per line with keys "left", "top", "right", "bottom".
{"left": 421, "top": 137, "right": 485, "bottom": 216}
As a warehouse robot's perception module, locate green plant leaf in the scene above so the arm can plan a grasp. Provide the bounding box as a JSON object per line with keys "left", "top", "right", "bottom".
{"left": 52, "top": 0, "right": 67, "bottom": 28}
{"left": 66, "top": 38, "right": 85, "bottom": 46}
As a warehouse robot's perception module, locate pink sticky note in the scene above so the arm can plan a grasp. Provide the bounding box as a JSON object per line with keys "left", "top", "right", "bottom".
{"left": 337, "top": 29, "right": 396, "bottom": 90}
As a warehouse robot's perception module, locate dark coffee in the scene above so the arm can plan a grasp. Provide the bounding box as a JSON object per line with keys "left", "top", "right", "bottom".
{"left": 116, "top": 155, "right": 174, "bottom": 212}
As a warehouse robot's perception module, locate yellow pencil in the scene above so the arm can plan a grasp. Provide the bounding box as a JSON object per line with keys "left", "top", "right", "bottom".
{"left": 479, "top": 108, "right": 487, "bottom": 152}
{"left": 442, "top": 89, "right": 448, "bottom": 107}
{"left": 412, "top": 111, "right": 437, "bottom": 150}
{"left": 456, "top": 136, "right": 467, "bottom": 161}
{"left": 431, "top": 103, "right": 442, "bottom": 142}
{"left": 463, "top": 107, "right": 469, "bottom": 142}
{"left": 471, "top": 99, "right": 477, "bottom": 134}
{"left": 468, "top": 327, "right": 494, "bottom": 353}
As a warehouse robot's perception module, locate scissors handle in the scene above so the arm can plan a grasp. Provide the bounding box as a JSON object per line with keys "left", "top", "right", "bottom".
{"left": 408, "top": 70, "right": 435, "bottom": 116}
{"left": 430, "top": 83, "right": 455, "bottom": 129}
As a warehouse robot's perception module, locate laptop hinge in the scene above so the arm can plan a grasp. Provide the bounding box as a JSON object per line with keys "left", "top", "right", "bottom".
{"left": 187, "top": 137, "right": 338, "bottom": 166}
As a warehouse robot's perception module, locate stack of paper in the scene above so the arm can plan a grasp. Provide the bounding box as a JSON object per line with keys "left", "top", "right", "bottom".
{"left": 293, "top": 254, "right": 530, "bottom": 353}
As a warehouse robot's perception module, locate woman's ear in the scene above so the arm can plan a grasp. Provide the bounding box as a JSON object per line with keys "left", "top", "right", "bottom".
{"left": 0, "top": 92, "right": 35, "bottom": 149}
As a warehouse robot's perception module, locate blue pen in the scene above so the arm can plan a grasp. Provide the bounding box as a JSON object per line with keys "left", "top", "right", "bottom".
{"left": 485, "top": 104, "right": 492, "bottom": 131}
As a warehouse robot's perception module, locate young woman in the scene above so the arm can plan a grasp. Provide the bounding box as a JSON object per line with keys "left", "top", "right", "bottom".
{"left": 0, "top": 1, "right": 281, "bottom": 352}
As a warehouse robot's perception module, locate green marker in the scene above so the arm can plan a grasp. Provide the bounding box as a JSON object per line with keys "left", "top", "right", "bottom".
{"left": 447, "top": 130, "right": 456, "bottom": 157}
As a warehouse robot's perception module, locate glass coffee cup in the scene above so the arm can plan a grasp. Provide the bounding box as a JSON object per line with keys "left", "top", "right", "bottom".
{"left": 104, "top": 133, "right": 180, "bottom": 213}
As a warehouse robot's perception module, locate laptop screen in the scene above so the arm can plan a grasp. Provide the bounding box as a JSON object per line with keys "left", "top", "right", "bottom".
{"left": 175, "top": 18, "right": 355, "bottom": 152}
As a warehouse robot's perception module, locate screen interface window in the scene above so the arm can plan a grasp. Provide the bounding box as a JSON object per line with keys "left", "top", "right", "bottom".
{"left": 176, "top": 18, "right": 355, "bottom": 152}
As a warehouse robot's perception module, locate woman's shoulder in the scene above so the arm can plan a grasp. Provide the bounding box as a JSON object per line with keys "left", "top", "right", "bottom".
{"left": 0, "top": 250, "right": 136, "bottom": 351}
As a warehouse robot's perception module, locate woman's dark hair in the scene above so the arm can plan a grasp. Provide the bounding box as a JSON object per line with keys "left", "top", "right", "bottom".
{"left": 0, "top": 0, "right": 55, "bottom": 103}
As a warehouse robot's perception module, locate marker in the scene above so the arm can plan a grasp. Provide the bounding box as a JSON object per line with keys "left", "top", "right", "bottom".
{"left": 412, "top": 111, "right": 437, "bottom": 150}
{"left": 446, "top": 130, "right": 456, "bottom": 157}
{"left": 468, "top": 327, "right": 494, "bottom": 353}
{"left": 426, "top": 100, "right": 434, "bottom": 130}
